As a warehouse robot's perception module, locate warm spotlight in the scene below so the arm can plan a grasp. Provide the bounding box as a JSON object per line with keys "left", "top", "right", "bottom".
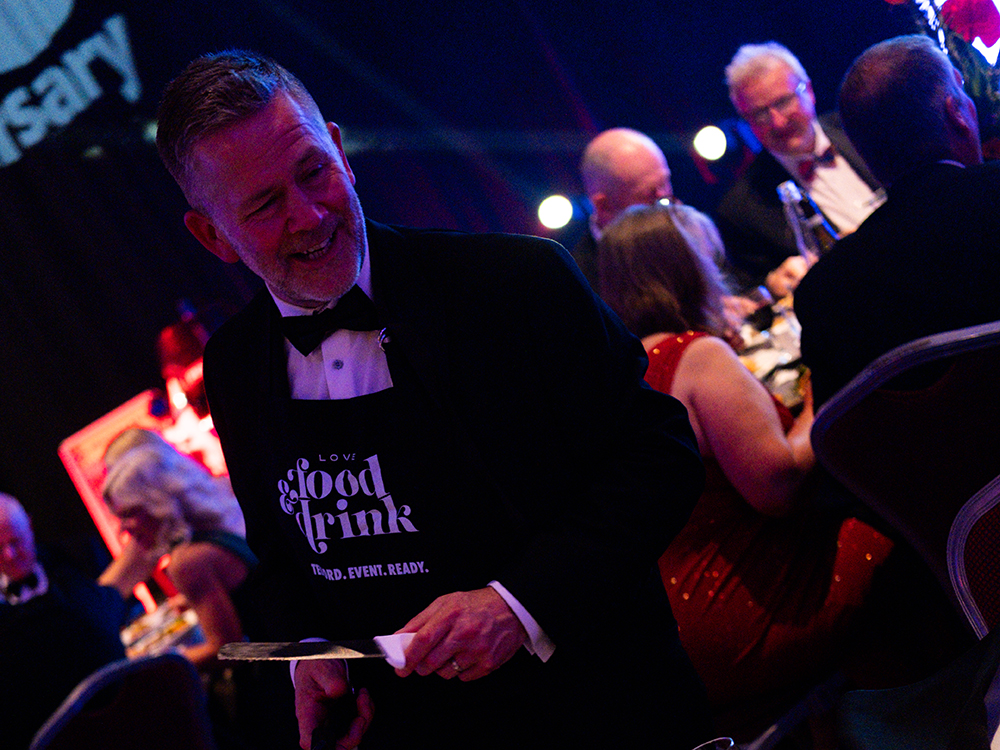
{"left": 693, "top": 125, "right": 728, "bottom": 161}
{"left": 538, "top": 194, "right": 574, "bottom": 229}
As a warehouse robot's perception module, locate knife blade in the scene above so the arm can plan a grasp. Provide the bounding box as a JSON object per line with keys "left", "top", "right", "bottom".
{"left": 219, "top": 633, "right": 412, "bottom": 668}
{"left": 219, "top": 640, "right": 382, "bottom": 661}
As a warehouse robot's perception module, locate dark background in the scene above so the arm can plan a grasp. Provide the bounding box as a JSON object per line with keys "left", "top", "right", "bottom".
{"left": 0, "top": 0, "right": 918, "bottom": 545}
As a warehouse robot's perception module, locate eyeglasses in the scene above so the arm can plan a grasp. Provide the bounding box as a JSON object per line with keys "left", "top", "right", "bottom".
{"left": 743, "top": 80, "right": 808, "bottom": 125}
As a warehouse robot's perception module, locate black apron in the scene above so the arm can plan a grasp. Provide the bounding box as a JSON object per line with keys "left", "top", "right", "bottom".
{"left": 266, "top": 354, "right": 559, "bottom": 748}
{"left": 256, "top": 341, "right": 710, "bottom": 749}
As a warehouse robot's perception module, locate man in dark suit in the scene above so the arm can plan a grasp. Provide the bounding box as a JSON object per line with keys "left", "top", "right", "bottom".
{"left": 0, "top": 493, "right": 128, "bottom": 749}
{"left": 155, "top": 51, "right": 710, "bottom": 750}
{"left": 716, "top": 42, "right": 883, "bottom": 296}
{"left": 794, "top": 34, "right": 1000, "bottom": 407}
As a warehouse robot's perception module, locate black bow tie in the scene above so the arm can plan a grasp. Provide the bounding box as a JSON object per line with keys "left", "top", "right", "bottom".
{"left": 281, "top": 285, "right": 381, "bottom": 356}
{"left": 4, "top": 571, "right": 38, "bottom": 599}
{"left": 797, "top": 145, "right": 837, "bottom": 181}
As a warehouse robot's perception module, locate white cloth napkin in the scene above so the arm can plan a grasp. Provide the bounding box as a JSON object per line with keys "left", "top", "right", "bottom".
{"left": 373, "top": 633, "right": 415, "bottom": 669}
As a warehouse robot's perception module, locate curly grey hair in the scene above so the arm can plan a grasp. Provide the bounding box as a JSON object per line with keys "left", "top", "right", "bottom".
{"left": 102, "top": 429, "right": 244, "bottom": 550}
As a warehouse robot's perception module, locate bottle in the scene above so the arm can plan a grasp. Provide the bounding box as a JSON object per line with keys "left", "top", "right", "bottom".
{"left": 777, "top": 180, "right": 840, "bottom": 261}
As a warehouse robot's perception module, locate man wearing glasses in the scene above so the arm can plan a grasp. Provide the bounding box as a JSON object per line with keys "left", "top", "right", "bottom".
{"left": 715, "top": 42, "right": 883, "bottom": 297}
{"left": 572, "top": 128, "right": 675, "bottom": 289}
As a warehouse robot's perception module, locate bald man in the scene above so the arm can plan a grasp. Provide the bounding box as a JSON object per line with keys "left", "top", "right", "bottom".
{"left": 575, "top": 128, "right": 758, "bottom": 331}
{"left": 572, "top": 128, "right": 674, "bottom": 288}
{"left": 1, "top": 493, "right": 128, "bottom": 747}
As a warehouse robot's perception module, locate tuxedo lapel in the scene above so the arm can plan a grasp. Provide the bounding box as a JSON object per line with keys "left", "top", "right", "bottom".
{"left": 746, "top": 114, "right": 882, "bottom": 206}
{"left": 228, "top": 294, "right": 297, "bottom": 534}
{"left": 262, "top": 297, "right": 295, "bottom": 469}
{"left": 365, "top": 220, "right": 453, "bottom": 410}
{"left": 747, "top": 149, "right": 795, "bottom": 208}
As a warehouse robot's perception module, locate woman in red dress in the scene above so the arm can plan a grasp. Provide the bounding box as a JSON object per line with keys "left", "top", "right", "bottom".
{"left": 597, "top": 204, "right": 893, "bottom": 719}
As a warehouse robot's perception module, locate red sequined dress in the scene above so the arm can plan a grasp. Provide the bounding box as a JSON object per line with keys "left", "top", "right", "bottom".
{"left": 647, "top": 331, "right": 894, "bottom": 706}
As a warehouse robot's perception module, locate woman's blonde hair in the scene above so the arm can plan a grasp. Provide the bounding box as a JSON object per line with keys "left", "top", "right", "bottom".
{"left": 102, "top": 429, "right": 244, "bottom": 549}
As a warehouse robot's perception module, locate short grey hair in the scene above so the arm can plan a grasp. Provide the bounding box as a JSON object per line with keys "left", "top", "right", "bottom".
{"left": 156, "top": 50, "right": 322, "bottom": 208}
{"left": 726, "top": 42, "right": 810, "bottom": 105}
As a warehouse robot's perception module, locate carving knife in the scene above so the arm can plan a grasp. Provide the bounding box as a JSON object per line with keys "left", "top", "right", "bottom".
{"left": 218, "top": 633, "right": 412, "bottom": 668}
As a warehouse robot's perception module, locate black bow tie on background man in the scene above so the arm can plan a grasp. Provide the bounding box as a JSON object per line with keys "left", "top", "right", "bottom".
{"left": 797, "top": 144, "right": 837, "bottom": 182}
{"left": 281, "top": 285, "right": 381, "bottom": 356}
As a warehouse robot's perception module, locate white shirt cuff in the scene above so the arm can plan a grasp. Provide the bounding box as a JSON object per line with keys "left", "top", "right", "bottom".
{"left": 290, "top": 637, "right": 333, "bottom": 684}
{"left": 488, "top": 580, "right": 555, "bottom": 662}
{"left": 291, "top": 582, "right": 556, "bottom": 682}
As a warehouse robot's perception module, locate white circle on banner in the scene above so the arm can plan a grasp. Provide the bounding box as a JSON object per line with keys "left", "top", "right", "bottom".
{"left": 0, "top": 0, "right": 75, "bottom": 75}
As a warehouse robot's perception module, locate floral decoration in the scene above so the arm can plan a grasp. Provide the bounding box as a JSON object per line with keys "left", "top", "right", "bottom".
{"left": 887, "top": 0, "right": 1000, "bottom": 157}
{"left": 941, "top": 0, "right": 1000, "bottom": 46}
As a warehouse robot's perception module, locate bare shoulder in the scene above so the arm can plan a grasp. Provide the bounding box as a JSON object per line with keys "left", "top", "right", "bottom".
{"left": 168, "top": 541, "right": 246, "bottom": 591}
{"left": 677, "top": 335, "right": 744, "bottom": 374}
{"left": 675, "top": 334, "right": 766, "bottom": 410}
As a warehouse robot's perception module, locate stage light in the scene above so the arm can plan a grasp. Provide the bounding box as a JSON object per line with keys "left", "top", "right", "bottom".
{"left": 693, "top": 125, "right": 728, "bottom": 161}
{"left": 538, "top": 194, "right": 574, "bottom": 229}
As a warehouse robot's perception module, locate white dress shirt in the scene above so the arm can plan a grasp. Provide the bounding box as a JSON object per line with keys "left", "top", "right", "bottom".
{"left": 776, "top": 124, "right": 885, "bottom": 235}
{"left": 270, "top": 251, "right": 554, "bottom": 663}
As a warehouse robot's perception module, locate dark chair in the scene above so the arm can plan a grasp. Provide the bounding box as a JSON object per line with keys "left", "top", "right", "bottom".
{"left": 29, "top": 653, "right": 217, "bottom": 750}
{"left": 835, "top": 474, "right": 1000, "bottom": 750}
{"left": 741, "top": 671, "right": 847, "bottom": 750}
{"left": 948, "top": 473, "right": 1000, "bottom": 638}
{"left": 811, "top": 319, "right": 1000, "bottom": 606}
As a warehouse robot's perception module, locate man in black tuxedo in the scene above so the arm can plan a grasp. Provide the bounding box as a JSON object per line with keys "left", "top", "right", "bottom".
{"left": 795, "top": 34, "right": 1000, "bottom": 406}
{"left": 716, "top": 42, "right": 883, "bottom": 296}
{"left": 0, "top": 493, "right": 128, "bottom": 749}
{"left": 155, "top": 51, "right": 709, "bottom": 750}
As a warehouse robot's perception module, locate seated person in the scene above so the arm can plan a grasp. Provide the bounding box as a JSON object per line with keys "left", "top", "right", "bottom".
{"left": 1, "top": 493, "right": 128, "bottom": 749}
{"left": 573, "top": 127, "right": 675, "bottom": 288}
{"left": 596, "top": 204, "right": 894, "bottom": 728}
{"left": 716, "top": 42, "right": 883, "bottom": 298}
{"left": 795, "top": 34, "right": 1000, "bottom": 406}
{"left": 575, "top": 130, "right": 759, "bottom": 330}
{"left": 99, "top": 428, "right": 257, "bottom": 670}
